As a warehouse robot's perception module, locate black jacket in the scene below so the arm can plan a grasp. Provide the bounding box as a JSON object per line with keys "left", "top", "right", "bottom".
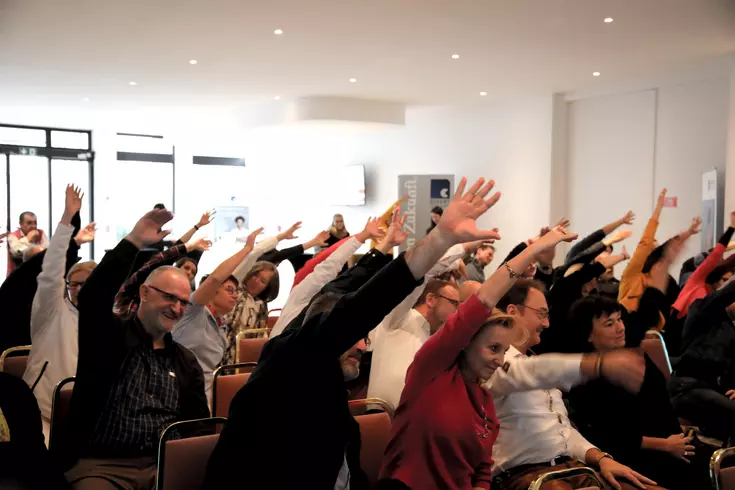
{"left": 201, "top": 251, "right": 419, "bottom": 490}
{"left": 64, "top": 238, "right": 209, "bottom": 467}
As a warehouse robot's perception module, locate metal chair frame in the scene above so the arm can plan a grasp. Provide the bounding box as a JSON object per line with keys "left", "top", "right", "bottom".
{"left": 711, "top": 447, "right": 735, "bottom": 490}
{"left": 644, "top": 329, "right": 673, "bottom": 375}
{"left": 528, "top": 466, "right": 603, "bottom": 490}
{"left": 0, "top": 344, "right": 31, "bottom": 372}
{"left": 49, "top": 376, "right": 76, "bottom": 451}
{"left": 348, "top": 397, "right": 396, "bottom": 419}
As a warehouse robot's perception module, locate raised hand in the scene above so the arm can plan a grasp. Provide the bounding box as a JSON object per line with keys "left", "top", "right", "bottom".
{"left": 278, "top": 221, "right": 302, "bottom": 241}
{"left": 188, "top": 237, "right": 212, "bottom": 253}
{"left": 62, "top": 184, "right": 83, "bottom": 224}
{"left": 245, "top": 227, "right": 264, "bottom": 252}
{"left": 74, "top": 222, "right": 97, "bottom": 245}
{"left": 310, "top": 230, "right": 331, "bottom": 248}
{"left": 621, "top": 210, "right": 635, "bottom": 225}
{"left": 435, "top": 177, "right": 502, "bottom": 246}
{"left": 198, "top": 210, "right": 216, "bottom": 228}
{"left": 533, "top": 225, "right": 578, "bottom": 252}
{"left": 382, "top": 209, "right": 409, "bottom": 248}
{"left": 688, "top": 216, "right": 702, "bottom": 235}
{"left": 656, "top": 188, "right": 668, "bottom": 210}
{"left": 363, "top": 217, "right": 384, "bottom": 240}
{"left": 621, "top": 245, "right": 630, "bottom": 261}
{"left": 609, "top": 229, "right": 633, "bottom": 244}
{"left": 126, "top": 209, "right": 174, "bottom": 248}
{"left": 554, "top": 217, "right": 571, "bottom": 229}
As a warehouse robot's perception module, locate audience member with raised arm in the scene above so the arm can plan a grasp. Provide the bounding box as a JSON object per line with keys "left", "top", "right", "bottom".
{"left": 464, "top": 241, "right": 495, "bottom": 283}
{"left": 564, "top": 211, "right": 635, "bottom": 265}
{"left": 23, "top": 185, "right": 96, "bottom": 446}
{"left": 326, "top": 213, "right": 350, "bottom": 247}
{"left": 202, "top": 176, "right": 502, "bottom": 490}
{"left": 64, "top": 209, "right": 209, "bottom": 489}
{"left": 7, "top": 210, "right": 50, "bottom": 277}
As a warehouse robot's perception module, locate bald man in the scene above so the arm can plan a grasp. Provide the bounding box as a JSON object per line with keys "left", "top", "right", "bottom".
{"left": 459, "top": 280, "right": 481, "bottom": 301}
{"left": 64, "top": 210, "right": 208, "bottom": 490}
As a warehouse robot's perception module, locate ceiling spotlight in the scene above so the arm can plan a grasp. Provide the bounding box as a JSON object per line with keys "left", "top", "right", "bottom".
{"left": 592, "top": 71, "right": 601, "bottom": 77}
{"left": 349, "top": 78, "right": 357, "bottom": 83}
{"left": 604, "top": 17, "right": 614, "bottom": 23}
{"left": 451, "top": 54, "right": 460, "bottom": 59}
{"left": 129, "top": 81, "right": 137, "bottom": 86}
{"left": 274, "top": 28, "right": 283, "bottom": 35}
{"left": 480, "top": 91, "right": 487, "bottom": 96}
{"left": 274, "top": 96, "right": 281, "bottom": 100}
{"left": 189, "top": 59, "right": 198, "bottom": 65}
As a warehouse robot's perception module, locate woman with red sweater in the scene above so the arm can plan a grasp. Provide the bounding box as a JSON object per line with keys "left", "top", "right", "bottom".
{"left": 378, "top": 226, "right": 576, "bottom": 490}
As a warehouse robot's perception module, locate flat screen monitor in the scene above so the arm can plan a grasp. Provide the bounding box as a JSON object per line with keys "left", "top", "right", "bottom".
{"left": 330, "top": 165, "right": 366, "bottom": 206}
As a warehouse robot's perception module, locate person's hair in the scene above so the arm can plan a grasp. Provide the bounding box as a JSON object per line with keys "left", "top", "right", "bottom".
{"left": 19, "top": 211, "right": 35, "bottom": 223}
{"left": 477, "top": 243, "right": 495, "bottom": 253}
{"left": 567, "top": 295, "right": 625, "bottom": 353}
{"left": 244, "top": 261, "right": 280, "bottom": 302}
{"left": 235, "top": 216, "right": 245, "bottom": 223}
{"left": 496, "top": 279, "right": 546, "bottom": 312}
{"left": 414, "top": 279, "right": 458, "bottom": 307}
{"left": 174, "top": 257, "right": 198, "bottom": 271}
{"left": 304, "top": 292, "right": 342, "bottom": 323}
{"left": 67, "top": 261, "right": 97, "bottom": 282}
{"left": 467, "top": 308, "right": 515, "bottom": 344}
{"left": 200, "top": 273, "right": 239, "bottom": 288}
{"left": 153, "top": 203, "right": 166, "bottom": 210}
{"left": 707, "top": 264, "right": 733, "bottom": 285}
{"left": 430, "top": 206, "right": 444, "bottom": 216}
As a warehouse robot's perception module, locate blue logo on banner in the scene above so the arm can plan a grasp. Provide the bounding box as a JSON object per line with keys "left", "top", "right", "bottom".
{"left": 430, "top": 179, "right": 451, "bottom": 199}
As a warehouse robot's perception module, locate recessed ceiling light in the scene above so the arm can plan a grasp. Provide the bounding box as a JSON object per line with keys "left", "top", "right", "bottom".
{"left": 604, "top": 17, "right": 614, "bottom": 23}
{"left": 349, "top": 78, "right": 357, "bottom": 83}
{"left": 129, "top": 81, "right": 137, "bottom": 86}
{"left": 451, "top": 54, "right": 460, "bottom": 59}
{"left": 274, "top": 96, "right": 281, "bottom": 100}
{"left": 480, "top": 91, "right": 487, "bottom": 96}
{"left": 189, "top": 59, "right": 198, "bottom": 65}
{"left": 592, "top": 71, "right": 601, "bottom": 77}
{"left": 274, "top": 28, "right": 283, "bottom": 35}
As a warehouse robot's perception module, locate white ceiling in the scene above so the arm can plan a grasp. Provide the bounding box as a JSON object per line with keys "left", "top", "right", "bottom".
{"left": 0, "top": 0, "right": 734, "bottom": 108}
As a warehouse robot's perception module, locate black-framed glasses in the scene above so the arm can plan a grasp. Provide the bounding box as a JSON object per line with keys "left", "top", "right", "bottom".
{"left": 522, "top": 303, "right": 549, "bottom": 320}
{"left": 67, "top": 280, "right": 86, "bottom": 289}
{"left": 148, "top": 285, "right": 191, "bottom": 309}
{"left": 438, "top": 294, "right": 460, "bottom": 308}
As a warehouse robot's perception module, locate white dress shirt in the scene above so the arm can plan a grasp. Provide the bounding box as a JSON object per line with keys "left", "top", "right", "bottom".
{"left": 367, "top": 243, "right": 466, "bottom": 410}
{"left": 7, "top": 229, "right": 49, "bottom": 258}
{"left": 484, "top": 345, "right": 594, "bottom": 476}
{"left": 23, "top": 223, "right": 78, "bottom": 431}
{"left": 270, "top": 236, "right": 363, "bottom": 337}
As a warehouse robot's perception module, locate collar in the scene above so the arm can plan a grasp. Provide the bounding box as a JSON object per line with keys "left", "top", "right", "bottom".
{"left": 206, "top": 305, "right": 224, "bottom": 327}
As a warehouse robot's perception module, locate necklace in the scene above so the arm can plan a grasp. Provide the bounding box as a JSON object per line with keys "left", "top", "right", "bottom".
{"left": 477, "top": 407, "right": 490, "bottom": 439}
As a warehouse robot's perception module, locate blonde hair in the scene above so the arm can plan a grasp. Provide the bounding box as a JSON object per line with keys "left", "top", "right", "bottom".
{"left": 67, "top": 261, "right": 97, "bottom": 282}
{"left": 471, "top": 309, "right": 516, "bottom": 343}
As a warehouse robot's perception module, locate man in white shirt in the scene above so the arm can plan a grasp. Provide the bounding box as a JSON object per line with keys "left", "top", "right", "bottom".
{"left": 484, "top": 279, "right": 658, "bottom": 490}
{"left": 23, "top": 185, "right": 95, "bottom": 445}
{"left": 7, "top": 211, "right": 50, "bottom": 277}
{"left": 367, "top": 243, "right": 468, "bottom": 410}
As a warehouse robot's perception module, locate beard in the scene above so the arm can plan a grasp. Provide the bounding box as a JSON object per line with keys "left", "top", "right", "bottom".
{"left": 339, "top": 354, "right": 361, "bottom": 381}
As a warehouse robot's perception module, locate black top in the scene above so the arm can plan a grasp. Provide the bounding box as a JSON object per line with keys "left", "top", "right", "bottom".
{"left": 201, "top": 251, "right": 420, "bottom": 490}
{"left": 64, "top": 238, "right": 209, "bottom": 467}
{"left": 0, "top": 212, "right": 81, "bottom": 353}
{"left": 0, "top": 372, "right": 69, "bottom": 489}
{"left": 674, "top": 278, "right": 735, "bottom": 390}
{"left": 326, "top": 232, "right": 349, "bottom": 248}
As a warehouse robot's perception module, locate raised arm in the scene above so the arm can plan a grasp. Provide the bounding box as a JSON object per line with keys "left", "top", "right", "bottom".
{"left": 408, "top": 226, "right": 576, "bottom": 383}
{"left": 259, "top": 229, "right": 329, "bottom": 264}
{"left": 680, "top": 216, "right": 734, "bottom": 292}
{"left": 191, "top": 230, "right": 259, "bottom": 306}
{"left": 232, "top": 234, "right": 279, "bottom": 282}
{"left": 620, "top": 190, "right": 667, "bottom": 289}
{"left": 177, "top": 210, "right": 215, "bottom": 245}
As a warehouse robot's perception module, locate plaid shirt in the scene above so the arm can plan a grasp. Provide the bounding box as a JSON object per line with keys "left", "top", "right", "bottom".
{"left": 89, "top": 337, "right": 180, "bottom": 456}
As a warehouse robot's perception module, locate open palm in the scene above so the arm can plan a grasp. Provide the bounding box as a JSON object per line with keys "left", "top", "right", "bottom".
{"left": 384, "top": 209, "right": 408, "bottom": 247}
{"left": 130, "top": 209, "right": 174, "bottom": 246}
{"left": 75, "top": 222, "right": 96, "bottom": 244}
{"left": 436, "top": 177, "right": 502, "bottom": 244}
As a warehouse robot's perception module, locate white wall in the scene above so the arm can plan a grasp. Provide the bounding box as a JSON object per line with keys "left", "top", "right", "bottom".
{"left": 0, "top": 96, "right": 555, "bottom": 283}
{"left": 566, "top": 77, "right": 730, "bottom": 277}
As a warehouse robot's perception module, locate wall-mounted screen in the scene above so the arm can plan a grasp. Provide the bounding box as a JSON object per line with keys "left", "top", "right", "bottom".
{"left": 329, "top": 165, "right": 366, "bottom": 206}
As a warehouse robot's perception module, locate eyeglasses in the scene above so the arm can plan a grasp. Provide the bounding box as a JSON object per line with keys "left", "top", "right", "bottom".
{"left": 147, "top": 285, "right": 191, "bottom": 309}
{"left": 438, "top": 294, "right": 460, "bottom": 308}
{"left": 67, "top": 280, "right": 86, "bottom": 289}
{"left": 522, "top": 303, "right": 549, "bottom": 320}
{"left": 222, "top": 285, "right": 238, "bottom": 296}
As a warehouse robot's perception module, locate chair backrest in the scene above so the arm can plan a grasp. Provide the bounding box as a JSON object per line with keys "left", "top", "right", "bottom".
{"left": 642, "top": 330, "right": 672, "bottom": 381}
{"left": 49, "top": 377, "right": 75, "bottom": 452}
{"left": 237, "top": 336, "right": 268, "bottom": 365}
{"left": 711, "top": 447, "right": 735, "bottom": 490}
{"left": 529, "top": 466, "right": 602, "bottom": 490}
{"left": 0, "top": 345, "right": 32, "bottom": 378}
{"left": 348, "top": 398, "right": 395, "bottom": 419}
{"left": 156, "top": 417, "right": 226, "bottom": 490}
{"left": 211, "top": 363, "right": 256, "bottom": 418}
{"left": 355, "top": 412, "right": 392, "bottom": 489}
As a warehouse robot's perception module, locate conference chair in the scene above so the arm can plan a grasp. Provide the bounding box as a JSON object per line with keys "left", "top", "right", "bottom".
{"left": 236, "top": 331, "right": 268, "bottom": 365}
{"left": 528, "top": 466, "right": 603, "bottom": 490}
{"left": 211, "top": 362, "right": 256, "bottom": 419}
{"left": 642, "top": 330, "right": 672, "bottom": 381}
{"left": 266, "top": 308, "right": 282, "bottom": 331}
{"left": 348, "top": 397, "right": 395, "bottom": 419}
{"left": 711, "top": 447, "right": 735, "bottom": 490}
{"left": 156, "top": 417, "right": 226, "bottom": 490}
{"left": 0, "top": 344, "right": 31, "bottom": 378}
{"left": 355, "top": 412, "right": 392, "bottom": 489}
{"left": 49, "top": 376, "right": 75, "bottom": 452}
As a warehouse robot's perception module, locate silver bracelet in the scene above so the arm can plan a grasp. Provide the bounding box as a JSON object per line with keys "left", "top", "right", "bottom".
{"left": 504, "top": 262, "right": 519, "bottom": 278}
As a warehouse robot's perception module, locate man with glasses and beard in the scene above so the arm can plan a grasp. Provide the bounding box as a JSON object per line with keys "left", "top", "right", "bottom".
{"left": 64, "top": 209, "right": 209, "bottom": 490}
